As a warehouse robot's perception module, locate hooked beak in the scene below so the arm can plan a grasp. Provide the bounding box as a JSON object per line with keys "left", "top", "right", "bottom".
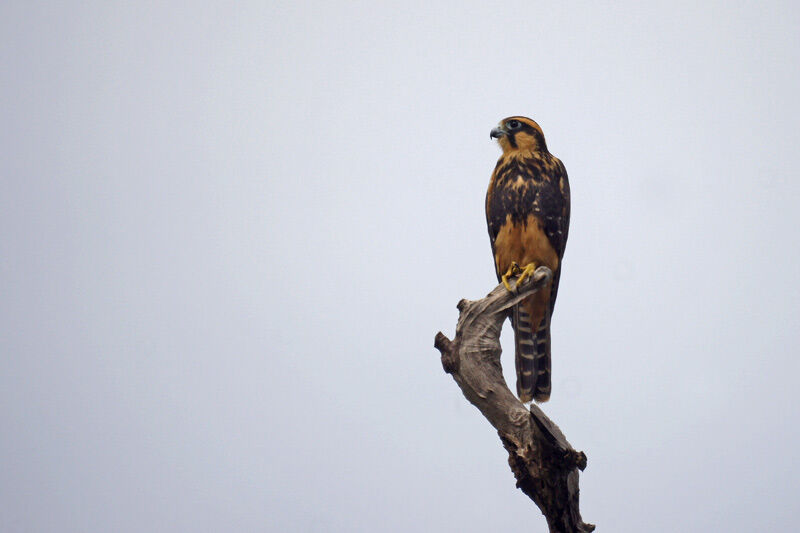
{"left": 490, "top": 126, "right": 507, "bottom": 139}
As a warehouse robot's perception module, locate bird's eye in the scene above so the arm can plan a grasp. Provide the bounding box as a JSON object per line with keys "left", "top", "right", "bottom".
{"left": 508, "top": 120, "right": 521, "bottom": 129}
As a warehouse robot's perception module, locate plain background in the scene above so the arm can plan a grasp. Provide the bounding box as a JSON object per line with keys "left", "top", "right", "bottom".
{"left": 2, "top": 1, "right": 799, "bottom": 531}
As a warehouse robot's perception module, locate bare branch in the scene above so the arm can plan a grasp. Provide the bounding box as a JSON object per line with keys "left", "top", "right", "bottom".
{"left": 434, "top": 267, "right": 594, "bottom": 533}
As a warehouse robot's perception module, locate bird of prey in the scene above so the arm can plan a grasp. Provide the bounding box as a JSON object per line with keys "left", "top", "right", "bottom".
{"left": 486, "top": 116, "right": 570, "bottom": 403}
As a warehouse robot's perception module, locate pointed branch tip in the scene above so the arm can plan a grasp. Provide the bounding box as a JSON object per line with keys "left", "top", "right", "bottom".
{"left": 433, "top": 332, "right": 453, "bottom": 354}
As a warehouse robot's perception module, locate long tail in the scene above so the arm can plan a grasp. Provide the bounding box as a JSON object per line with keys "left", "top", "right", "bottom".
{"left": 513, "top": 305, "right": 552, "bottom": 403}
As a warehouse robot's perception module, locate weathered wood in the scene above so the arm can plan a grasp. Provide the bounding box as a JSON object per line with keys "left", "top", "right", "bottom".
{"left": 434, "top": 267, "right": 594, "bottom": 533}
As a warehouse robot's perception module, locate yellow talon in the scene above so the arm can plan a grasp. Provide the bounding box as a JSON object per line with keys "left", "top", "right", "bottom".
{"left": 501, "top": 262, "right": 522, "bottom": 292}
{"left": 515, "top": 263, "right": 538, "bottom": 287}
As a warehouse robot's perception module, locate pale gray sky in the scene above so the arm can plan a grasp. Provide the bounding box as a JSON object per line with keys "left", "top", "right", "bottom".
{"left": 2, "top": 1, "right": 800, "bottom": 532}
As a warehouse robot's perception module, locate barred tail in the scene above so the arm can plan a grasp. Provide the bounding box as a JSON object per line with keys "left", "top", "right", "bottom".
{"left": 513, "top": 306, "right": 552, "bottom": 403}
{"left": 532, "top": 312, "right": 551, "bottom": 403}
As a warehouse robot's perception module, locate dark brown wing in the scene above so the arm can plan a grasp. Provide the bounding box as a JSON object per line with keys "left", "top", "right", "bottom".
{"left": 485, "top": 156, "right": 508, "bottom": 280}
{"left": 545, "top": 156, "right": 570, "bottom": 314}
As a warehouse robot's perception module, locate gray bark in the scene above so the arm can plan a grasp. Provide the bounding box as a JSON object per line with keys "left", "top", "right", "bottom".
{"left": 434, "top": 267, "right": 594, "bottom": 533}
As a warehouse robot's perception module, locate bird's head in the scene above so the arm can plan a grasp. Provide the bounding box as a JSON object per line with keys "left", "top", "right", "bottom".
{"left": 490, "top": 116, "right": 548, "bottom": 154}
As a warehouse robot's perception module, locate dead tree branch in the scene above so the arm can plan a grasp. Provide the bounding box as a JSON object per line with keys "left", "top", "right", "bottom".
{"left": 434, "top": 267, "right": 594, "bottom": 533}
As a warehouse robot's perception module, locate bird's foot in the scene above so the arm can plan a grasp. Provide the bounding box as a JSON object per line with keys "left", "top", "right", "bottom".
{"left": 515, "top": 262, "right": 539, "bottom": 288}
{"left": 501, "top": 262, "right": 522, "bottom": 291}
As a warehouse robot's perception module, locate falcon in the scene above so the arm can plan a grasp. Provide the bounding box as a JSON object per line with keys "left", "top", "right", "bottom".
{"left": 486, "top": 116, "right": 570, "bottom": 403}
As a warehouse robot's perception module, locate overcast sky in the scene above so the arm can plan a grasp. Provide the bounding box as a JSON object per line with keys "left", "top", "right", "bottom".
{"left": 2, "top": 1, "right": 800, "bottom": 532}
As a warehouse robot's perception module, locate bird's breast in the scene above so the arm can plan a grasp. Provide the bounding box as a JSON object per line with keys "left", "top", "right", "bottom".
{"left": 492, "top": 214, "right": 560, "bottom": 276}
